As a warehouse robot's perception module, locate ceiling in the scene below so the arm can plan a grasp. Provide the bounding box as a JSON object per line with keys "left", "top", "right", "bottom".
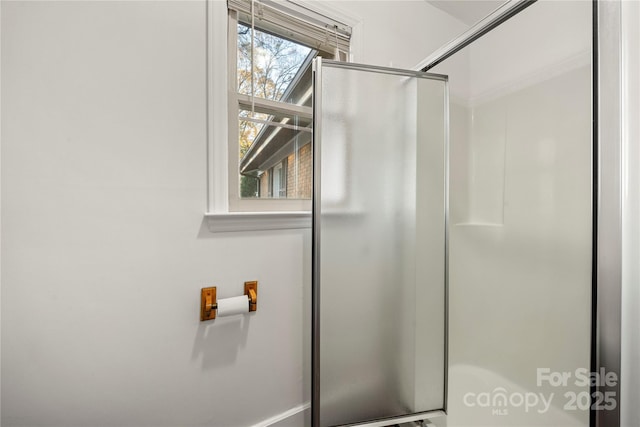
{"left": 426, "top": 0, "right": 507, "bottom": 25}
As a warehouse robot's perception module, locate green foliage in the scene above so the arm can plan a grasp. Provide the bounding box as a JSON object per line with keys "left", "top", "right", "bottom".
{"left": 240, "top": 175, "right": 259, "bottom": 198}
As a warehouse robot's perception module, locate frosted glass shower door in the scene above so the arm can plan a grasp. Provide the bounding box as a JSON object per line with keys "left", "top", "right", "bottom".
{"left": 312, "top": 59, "right": 448, "bottom": 427}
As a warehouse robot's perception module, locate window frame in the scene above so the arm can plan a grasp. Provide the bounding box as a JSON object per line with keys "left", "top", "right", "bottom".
{"left": 227, "top": 8, "right": 314, "bottom": 212}
{"left": 205, "top": 0, "right": 360, "bottom": 232}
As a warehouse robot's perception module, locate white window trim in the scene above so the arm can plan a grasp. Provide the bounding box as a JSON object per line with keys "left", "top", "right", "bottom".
{"left": 205, "top": 0, "right": 362, "bottom": 232}
{"left": 205, "top": 211, "right": 312, "bottom": 233}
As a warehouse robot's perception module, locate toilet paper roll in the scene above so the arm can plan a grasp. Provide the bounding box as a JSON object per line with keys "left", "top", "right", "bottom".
{"left": 217, "top": 295, "right": 249, "bottom": 317}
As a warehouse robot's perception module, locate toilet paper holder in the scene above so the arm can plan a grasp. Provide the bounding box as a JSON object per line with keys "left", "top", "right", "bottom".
{"left": 200, "top": 281, "right": 258, "bottom": 321}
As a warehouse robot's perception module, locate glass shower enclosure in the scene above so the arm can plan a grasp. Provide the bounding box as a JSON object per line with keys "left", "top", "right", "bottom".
{"left": 312, "top": 59, "right": 449, "bottom": 427}
{"left": 311, "top": 1, "right": 595, "bottom": 426}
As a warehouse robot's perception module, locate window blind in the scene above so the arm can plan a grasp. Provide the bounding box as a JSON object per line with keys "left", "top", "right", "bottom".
{"left": 228, "top": 0, "right": 351, "bottom": 54}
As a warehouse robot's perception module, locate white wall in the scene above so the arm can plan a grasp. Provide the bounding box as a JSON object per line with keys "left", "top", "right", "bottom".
{"left": 0, "top": 1, "right": 465, "bottom": 426}
{"left": 431, "top": 1, "right": 593, "bottom": 426}
{"left": 621, "top": 1, "right": 640, "bottom": 426}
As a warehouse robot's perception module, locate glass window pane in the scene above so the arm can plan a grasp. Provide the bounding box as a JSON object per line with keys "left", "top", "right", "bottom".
{"left": 237, "top": 23, "right": 314, "bottom": 103}
{"left": 238, "top": 110, "right": 312, "bottom": 200}
{"left": 236, "top": 22, "right": 318, "bottom": 201}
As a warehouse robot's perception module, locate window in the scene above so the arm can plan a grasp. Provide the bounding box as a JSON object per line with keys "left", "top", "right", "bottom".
{"left": 227, "top": 0, "right": 351, "bottom": 212}
{"left": 270, "top": 161, "right": 286, "bottom": 198}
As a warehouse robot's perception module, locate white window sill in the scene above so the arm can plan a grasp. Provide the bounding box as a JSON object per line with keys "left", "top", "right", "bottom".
{"left": 204, "top": 211, "right": 312, "bottom": 233}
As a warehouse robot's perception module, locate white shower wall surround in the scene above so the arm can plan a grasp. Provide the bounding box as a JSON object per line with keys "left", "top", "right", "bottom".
{"left": 433, "top": 1, "right": 592, "bottom": 426}
{"left": 445, "top": 66, "right": 592, "bottom": 426}
{"left": 621, "top": 1, "right": 640, "bottom": 426}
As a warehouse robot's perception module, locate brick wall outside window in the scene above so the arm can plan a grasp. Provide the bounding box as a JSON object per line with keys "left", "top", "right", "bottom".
{"left": 286, "top": 142, "right": 312, "bottom": 199}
